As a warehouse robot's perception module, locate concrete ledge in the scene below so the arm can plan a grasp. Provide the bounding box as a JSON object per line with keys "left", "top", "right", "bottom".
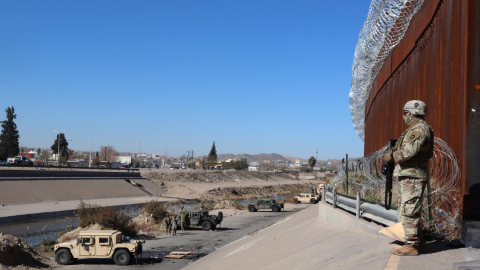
{"left": 0, "top": 202, "right": 147, "bottom": 224}
{"left": 318, "top": 201, "right": 385, "bottom": 236}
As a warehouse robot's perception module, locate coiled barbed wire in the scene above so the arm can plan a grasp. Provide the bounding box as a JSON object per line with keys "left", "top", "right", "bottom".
{"left": 350, "top": 0, "right": 426, "bottom": 141}
{"left": 331, "top": 137, "right": 462, "bottom": 238}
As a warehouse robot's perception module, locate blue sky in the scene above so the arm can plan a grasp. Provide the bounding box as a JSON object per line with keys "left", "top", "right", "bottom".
{"left": 0, "top": 0, "right": 371, "bottom": 159}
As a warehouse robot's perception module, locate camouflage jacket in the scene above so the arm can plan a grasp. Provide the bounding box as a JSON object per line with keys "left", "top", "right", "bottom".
{"left": 164, "top": 217, "right": 171, "bottom": 225}
{"left": 392, "top": 121, "right": 434, "bottom": 178}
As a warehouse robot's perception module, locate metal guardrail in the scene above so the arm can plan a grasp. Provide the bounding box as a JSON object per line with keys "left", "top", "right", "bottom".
{"left": 322, "top": 185, "right": 398, "bottom": 226}
{"left": 0, "top": 164, "right": 139, "bottom": 173}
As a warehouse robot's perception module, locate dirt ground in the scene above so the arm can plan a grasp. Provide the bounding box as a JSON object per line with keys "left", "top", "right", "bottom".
{"left": 142, "top": 170, "right": 332, "bottom": 200}
{"left": 0, "top": 235, "right": 56, "bottom": 270}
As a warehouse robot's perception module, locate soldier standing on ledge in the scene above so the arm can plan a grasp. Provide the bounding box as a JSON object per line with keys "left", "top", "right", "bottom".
{"left": 383, "top": 100, "right": 434, "bottom": 256}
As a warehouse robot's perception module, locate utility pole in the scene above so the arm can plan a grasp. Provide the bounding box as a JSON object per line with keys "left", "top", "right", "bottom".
{"left": 164, "top": 147, "right": 169, "bottom": 167}
{"left": 191, "top": 150, "right": 195, "bottom": 169}
{"left": 139, "top": 140, "right": 144, "bottom": 165}
{"left": 89, "top": 118, "right": 92, "bottom": 167}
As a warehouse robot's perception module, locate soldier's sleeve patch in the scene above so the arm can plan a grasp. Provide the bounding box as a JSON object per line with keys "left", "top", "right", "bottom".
{"left": 406, "top": 130, "right": 423, "bottom": 144}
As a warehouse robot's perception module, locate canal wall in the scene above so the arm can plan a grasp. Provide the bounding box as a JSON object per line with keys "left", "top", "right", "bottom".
{"left": 0, "top": 168, "right": 165, "bottom": 205}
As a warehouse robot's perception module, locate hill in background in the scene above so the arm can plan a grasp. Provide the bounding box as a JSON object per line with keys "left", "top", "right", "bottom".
{"left": 217, "top": 153, "right": 340, "bottom": 168}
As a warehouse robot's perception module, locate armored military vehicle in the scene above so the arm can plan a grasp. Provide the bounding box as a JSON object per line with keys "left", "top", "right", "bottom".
{"left": 54, "top": 230, "right": 143, "bottom": 265}
{"left": 294, "top": 183, "right": 325, "bottom": 204}
{"left": 248, "top": 199, "right": 284, "bottom": 212}
{"left": 180, "top": 209, "right": 223, "bottom": 231}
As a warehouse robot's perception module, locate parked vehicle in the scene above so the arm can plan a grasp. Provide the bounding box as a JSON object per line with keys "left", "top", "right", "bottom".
{"left": 179, "top": 209, "right": 223, "bottom": 231}
{"left": 248, "top": 199, "right": 284, "bottom": 212}
{"left": 54, "top": 230, "right": 143, "bottom": 265}
{"left": 294, "top": 183, "right": 325, "bottom": 204}
{"left": 7, "top": 156, "right": 33, "bottom": 166}
{"left": 0, "top": 160, "right": 7, "bottom": 165}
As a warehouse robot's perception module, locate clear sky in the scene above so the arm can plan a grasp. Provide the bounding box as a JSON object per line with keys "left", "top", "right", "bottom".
{"left": 0, "top": 0, "right": 371, "bottom": 160}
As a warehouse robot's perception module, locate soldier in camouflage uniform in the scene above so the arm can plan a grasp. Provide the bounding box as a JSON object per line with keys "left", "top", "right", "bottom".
{"left": 172, "top": 215, "right": 178, "bottom": 236}
{"left": 164, "top": 214, "right": 171, "bottom": 235}
{"left": 180, "top": 211, "right": 187, "bottom": 231}
{"left": 383, "top": 100, "right": 434, "bottom": 256}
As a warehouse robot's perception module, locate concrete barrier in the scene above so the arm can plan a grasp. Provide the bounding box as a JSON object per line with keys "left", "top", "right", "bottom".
{"left": 318, "top": 201, "right": 385, "bottom": 236}
{"left": 0, "top": 169, "right": 165, "bottom": 205}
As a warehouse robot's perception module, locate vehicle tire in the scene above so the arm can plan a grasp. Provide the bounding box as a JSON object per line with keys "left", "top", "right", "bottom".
{"left": 202, "top": 221, "right": 212, "bottom": 231}
{"left": 272, "top": 206, "right": 280, "bottom": 212}
{"left": 113, "top": 249, "right": 131, "bottom": 266}
{"left": 55, "top": 249, "right": 72, "bottom": 265}
{"left": 216, "top": 211, "right": 223, "bottom": 223}
{"left": 310, "top": 198, "right": 317, "bottom": 204}
{"left": 248, "top": 205, "right": 257, "bottom": 212}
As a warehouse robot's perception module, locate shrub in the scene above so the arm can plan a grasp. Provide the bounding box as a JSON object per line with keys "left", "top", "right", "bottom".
{"left": 142, "top": 200, "right": 168, "bottom": 224}
{"left": 291, "top": 171, "right": 300, "bottom": 180}
{"left": 77, "top": 200, "right": 138, "bottom": 237}
{"left": 283, "top": 195, "right": 298, "bottom": 203}
{"left": 40, "top": 238, "right": 58, "bottom": 252}
{"left": 233, "top": 202, "right": 245, "bottom": 210}
{"left": 41, "top": 238, "right": 57, "bottom": 246}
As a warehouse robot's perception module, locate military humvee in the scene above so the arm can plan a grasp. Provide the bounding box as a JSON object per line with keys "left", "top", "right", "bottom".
{"left": 180, "top": 209, "right": 223, "bottom": 231}
{"left": 294, "top": 183, "right": 325, "bottom": 204}
{"left": 248, "top": 199, "right": 284, "bottom": 212}
{"left": 294, "top": 193, "right": 319, "bottom": 204}
{"left": 54, "top": 230, "right": 143, "bottom": 265}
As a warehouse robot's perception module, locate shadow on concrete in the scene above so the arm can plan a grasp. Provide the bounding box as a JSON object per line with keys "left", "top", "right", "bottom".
{"left": 74, "top": 257, "right": 163, "bottom": 266}
{"left": 390, "top": 239, "right": 465, "bottom": 255}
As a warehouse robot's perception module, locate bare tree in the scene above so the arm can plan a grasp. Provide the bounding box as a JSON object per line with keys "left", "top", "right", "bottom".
{"left": 99, "top": 145, "right": 119, "bottom": 162}
{"left": 39, "top": 149, "right": 51, "bottom": 162}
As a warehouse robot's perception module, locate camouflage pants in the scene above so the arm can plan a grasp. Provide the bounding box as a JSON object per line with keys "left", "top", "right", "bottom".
{"left": 397, "top": 177, "right": 426, "bottom": 247}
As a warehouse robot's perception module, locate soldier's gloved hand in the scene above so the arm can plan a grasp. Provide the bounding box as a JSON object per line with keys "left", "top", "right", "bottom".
{"left": 383, "top": 150, "right": 394, "bottom": 164}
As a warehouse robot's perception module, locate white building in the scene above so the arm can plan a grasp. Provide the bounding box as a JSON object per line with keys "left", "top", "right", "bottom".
{"left": 113, "top": 156, "right": 133, "bottom": 165}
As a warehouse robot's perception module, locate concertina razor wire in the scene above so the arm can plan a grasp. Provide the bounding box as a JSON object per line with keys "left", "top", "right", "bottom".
{"left": 350, "top": 0, "right": 425, "bottom": 141}
{"left": 330, "top": 137, "right": 462, "bottom": 238}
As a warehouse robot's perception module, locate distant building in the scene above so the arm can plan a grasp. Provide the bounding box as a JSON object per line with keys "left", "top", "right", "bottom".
{"left": 248, "top": 166, "right": 258, "bottom": 171}
{"left": 113, "top": 156, "right": 132, "bottom": 165}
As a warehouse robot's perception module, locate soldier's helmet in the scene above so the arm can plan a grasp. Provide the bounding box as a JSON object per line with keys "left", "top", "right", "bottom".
{"left": 403, "top": 100, "right": 427, "bottom": 116}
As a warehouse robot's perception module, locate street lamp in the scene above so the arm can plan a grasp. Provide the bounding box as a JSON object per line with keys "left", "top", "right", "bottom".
{"left": 139, "top": 140, "right": 144, "bottom": 166}
{"left": 53, "top": 130, "right": 66, "bottom": 166}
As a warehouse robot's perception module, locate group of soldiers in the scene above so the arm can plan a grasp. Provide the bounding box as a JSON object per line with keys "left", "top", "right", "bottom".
{"left": 163, "top": 206, "right": 187, "bottom": 236}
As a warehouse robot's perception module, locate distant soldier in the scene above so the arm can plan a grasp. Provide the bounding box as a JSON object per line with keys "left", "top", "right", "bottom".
{"left": 172, "top": 215, "right": 178, "bottom": 236}
{"left": 180, "top": 211, "right": 187, "bottom": 231}
{"left": 164, "top": 214, "right": 171, "bottom": 235}
{"left": 383, "top": 100, "right": 434, "bottom": 256}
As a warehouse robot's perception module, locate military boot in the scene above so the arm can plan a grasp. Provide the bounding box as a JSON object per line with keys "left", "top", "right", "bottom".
{"left": 391, "top": 245, "right": 419, "bottom": 256}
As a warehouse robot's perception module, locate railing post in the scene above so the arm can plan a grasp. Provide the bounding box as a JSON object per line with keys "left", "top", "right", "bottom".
{"left": 346, "top": 154, "right": 349, "bottom": 196}
{"left": 356, "top": 192, "right": 360, "bottom": 219}
{"left": 333, "top": 189, "right": 337, "bottom": 208}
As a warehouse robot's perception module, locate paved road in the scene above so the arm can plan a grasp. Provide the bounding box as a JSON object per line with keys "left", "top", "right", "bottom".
{"left": 60, "top": 204, "right": 312, "bottom": 270}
